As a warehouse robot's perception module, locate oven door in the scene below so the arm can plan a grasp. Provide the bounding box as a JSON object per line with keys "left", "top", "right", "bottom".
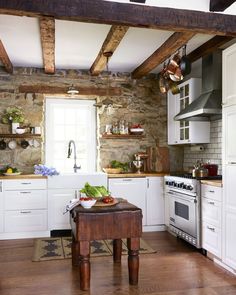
{"left": 168, "top": 191, "right": 197, "bottom": 238}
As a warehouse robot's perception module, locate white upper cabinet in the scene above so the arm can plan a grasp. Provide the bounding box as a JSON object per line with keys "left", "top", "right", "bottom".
{"left": 223, "top": 43, "right": 236, "bottom": 107}
{"left": 223, "top": 105, "right": 236, "bottom": 164}
{"left": 168, "top": 78, "right": 210, "bottom": 145}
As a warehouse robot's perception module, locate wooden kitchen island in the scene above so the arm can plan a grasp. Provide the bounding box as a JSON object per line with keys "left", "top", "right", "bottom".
{"left": 70, "top": 201, "right": 142, "bottom": 290}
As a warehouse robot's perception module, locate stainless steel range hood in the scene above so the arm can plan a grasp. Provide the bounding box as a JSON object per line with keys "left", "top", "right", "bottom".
{"left": 174, "top": 51, "right": 222, "bottom": 121}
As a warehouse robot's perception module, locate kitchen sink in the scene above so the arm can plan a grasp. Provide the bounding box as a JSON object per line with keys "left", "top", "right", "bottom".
{"left": 47, "top": 172, "right": 107, "bottom": 189}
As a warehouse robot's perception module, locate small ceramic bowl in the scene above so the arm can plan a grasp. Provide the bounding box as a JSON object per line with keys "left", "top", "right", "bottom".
{"left": 15, "top": 128, "right": 26, "bottom": 134}
{"left": 80, "top": 198, "right": 96, "bottom": 209}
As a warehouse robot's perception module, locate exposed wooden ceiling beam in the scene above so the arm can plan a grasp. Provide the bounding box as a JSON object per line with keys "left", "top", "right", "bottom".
{"left": 0, "top": 40, "right": 13, "bottom": 73}
{"left": 130, "top": 0, "right": 146, "bottom": 3}
{"left": 18, "top": 85, "right": 121, "bottom": 96}
{"left": 187, "top": 35, "right": 234, "bottom": 63}
{"left": 132, "top": 32, "right": 195, "bottom": 79}
{"left": 90, "top": 25, "right": 129, "bottom": 76}
{"left": 0, "top": 0, "right": 236, "bottom": 37}
{"left": 39, "top": 17, "right": 55, "bottom": 74}
{"left": 210, "top": 0, "right": 235, "bottom": 11}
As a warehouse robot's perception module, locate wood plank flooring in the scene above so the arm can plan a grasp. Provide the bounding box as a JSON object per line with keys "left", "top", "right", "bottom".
{"left": 0, "top": 232, "right": 236, "bottom": 295}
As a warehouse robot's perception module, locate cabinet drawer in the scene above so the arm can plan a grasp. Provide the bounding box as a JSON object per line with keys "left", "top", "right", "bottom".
{"left": 201, "top": 197, "right": 221, "bottom": 227}
{"left": 4, "top": 210, "right": 47, "bottom": 232}
{"left": 4, "top": 179, "right": 47, "bottom": 190}
{"left": 4, "top": 190, "right": 47, "bottom": 210}
{"left": 202, "top": 222, "right": 221, "bottom": 258}
{"left": 201, "top": 184, "right": 222, "bottom": 201}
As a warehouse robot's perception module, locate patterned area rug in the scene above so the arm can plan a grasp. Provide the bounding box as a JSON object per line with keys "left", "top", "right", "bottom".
{"left": 32, "top": 237, "right": 156, "bottom": 262}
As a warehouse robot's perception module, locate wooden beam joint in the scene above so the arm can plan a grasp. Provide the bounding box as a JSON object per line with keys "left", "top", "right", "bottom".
{"left": 0, "top": 40, "right": 13, "bottom": 74}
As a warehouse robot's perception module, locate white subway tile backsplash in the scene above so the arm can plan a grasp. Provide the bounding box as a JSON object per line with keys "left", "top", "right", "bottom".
{"left": 183, "top": 119, "right": 222, "bottom": 173}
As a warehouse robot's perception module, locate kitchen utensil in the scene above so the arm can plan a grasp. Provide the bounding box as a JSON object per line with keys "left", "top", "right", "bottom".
{"left": 0, "top": 139, "right": 7, "bottom": 150}
{"left": 158, "top": 69, "right": 169, "bottom": 93}
{"left": 166, "top": 53, "right": 181, "bottom": 75}
{"left": 203, "top": 163, "right": 218, "bottom": 176}
{"left": 8, "top": 140, "right": 17, "bottom": 150}
{"left": 179, "top": 45, "right": 191, "bottom": 76}
{"left": 198, "top": 165, "right": 209, "bottom": 178}
{"left": 169, "top": 80, "right": 180, "bottom": 95}
{"left": 132, "top": 160, "right": 143, "bottom": 173}
{"left": 20, "top": 140, "right": 29, "bottom": 149}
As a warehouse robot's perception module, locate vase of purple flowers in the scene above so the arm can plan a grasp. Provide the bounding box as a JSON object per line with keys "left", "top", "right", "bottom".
{"left": 34, "top": 164, "right": 59, "bottom": 176}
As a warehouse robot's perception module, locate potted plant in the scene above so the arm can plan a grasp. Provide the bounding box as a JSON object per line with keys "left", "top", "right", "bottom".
{"left": 2, "top": 106, "right": 25, "bottom": 134}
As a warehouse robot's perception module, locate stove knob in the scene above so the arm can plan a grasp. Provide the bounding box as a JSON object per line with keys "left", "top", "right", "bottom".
{"left": 179, "top": 182, "right": 184, "bottom": 188}
{"left": 186, "top": 185, "right": 193, "bottom": 191}
{"left": 165, "top": 181, "right": 169, "bottom": 185}
{"left": 174, "top": 182, "right": 178, "bottom": 187}
{"left": 183, "top": 184, "right": 187, "bottom": 189}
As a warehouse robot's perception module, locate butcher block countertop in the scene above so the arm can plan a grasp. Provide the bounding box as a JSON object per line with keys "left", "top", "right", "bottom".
{"left": 108, "top": 172, "right": 168, "bottom": 178}
{"left": 0, "top": 174, "right": 46, "bottom": 179}
{"left": 200, "top": 179, "right": 223, "bottom": 187}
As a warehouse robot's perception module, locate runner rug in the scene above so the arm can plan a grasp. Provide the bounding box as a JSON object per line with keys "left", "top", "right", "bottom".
{"left": 32, "top": 237, "right": 156, "bottom": 262}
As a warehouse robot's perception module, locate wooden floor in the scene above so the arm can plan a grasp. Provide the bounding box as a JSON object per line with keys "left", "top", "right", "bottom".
{"left": 0, "top": 232, "right": 236, "bottom": 295}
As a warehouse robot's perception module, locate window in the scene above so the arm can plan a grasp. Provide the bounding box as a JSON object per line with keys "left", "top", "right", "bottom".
{"left": 45, "top": 98, "right": 96, "bottom": 173}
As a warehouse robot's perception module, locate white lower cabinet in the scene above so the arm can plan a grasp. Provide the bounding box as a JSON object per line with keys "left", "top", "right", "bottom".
{"left": 201, "top": 184, "right": 222, "bottom": 258}
{"left": 108, "top": 176, "right": 165, "bottom": 231}
{"left": 222, "top": 165, "right": 236, "bottom": 270}
{"left": 48, "top": 189, "right": 78, "bottom": 230}
{"left": 146, "top": 177, "right": 164, "bottom": 226}
{"left": 108, "top": 177, "right": 147, "bottom": 225}
{"left": 1, "top": 178, "right": 48, "bottom": 239}
{"left": 5, "top": 210, "right": 47, "bottom": 232}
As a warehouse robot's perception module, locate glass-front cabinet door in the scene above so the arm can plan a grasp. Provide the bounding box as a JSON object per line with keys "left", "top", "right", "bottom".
{"left": 179, "top": 83, "right": 190, "bottom": 142}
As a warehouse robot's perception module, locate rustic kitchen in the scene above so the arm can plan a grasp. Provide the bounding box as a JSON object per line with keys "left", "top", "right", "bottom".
{"left": 0, "top": 1, "right": 236, "bottom": 294}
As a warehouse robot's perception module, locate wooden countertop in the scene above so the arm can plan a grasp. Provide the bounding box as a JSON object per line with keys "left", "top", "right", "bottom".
{"left": 200, "top": 179, "right": 223, "bottom": 187}
{"left": 0, "top": 174, "right": 47, "bottom": 179}
{"left": 108, "top": 172, "right": 169, "bottom": 178}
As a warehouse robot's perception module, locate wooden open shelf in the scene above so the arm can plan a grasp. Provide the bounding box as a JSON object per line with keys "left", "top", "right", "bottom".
{"left": 0, "top": 133, "right": 41, "bottom": 139}
{"left": 101, "top": 134, "right": 144, "bottom": 139}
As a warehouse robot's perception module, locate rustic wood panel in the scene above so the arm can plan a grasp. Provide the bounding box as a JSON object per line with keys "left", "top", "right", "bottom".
{"left": 132, "top": 32, "right": 195, "bottom": 79}
{"left": 90, "top": 25, "right": 129, "bottom": 76}
{"left": 39, "top": 17, "right": 55, "bottom": 74}
{"left": 0, "top": 40, "right": 13, "bottom": 73}
{"left": 0, "top": 0, "right": 236, "bottom": 36}
{"left": 187, "top": 36, "right": 234, "bottom": 63}
{"left": 210, "top": 0, "right": 235, "bottom": 11}
{"left": 18, "top": 85, "right": 122, "bottom": 96}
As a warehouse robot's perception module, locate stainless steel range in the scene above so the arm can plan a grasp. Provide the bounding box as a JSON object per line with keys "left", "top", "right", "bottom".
{"left": 164, "top": 175, "right": 201, "bottom": 248}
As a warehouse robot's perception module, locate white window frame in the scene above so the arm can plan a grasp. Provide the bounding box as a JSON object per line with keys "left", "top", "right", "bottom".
{"left": 45, "top": 97, "right": 96, "bottom": 173}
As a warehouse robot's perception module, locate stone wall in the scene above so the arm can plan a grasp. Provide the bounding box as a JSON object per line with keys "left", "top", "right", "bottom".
{"left": 0, "top": 66, "right": 183, "bottom": 173}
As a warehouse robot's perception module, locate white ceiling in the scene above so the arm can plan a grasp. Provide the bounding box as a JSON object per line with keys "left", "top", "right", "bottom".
{"left": 0, "top": 1, "right": 234, "bottom": 75}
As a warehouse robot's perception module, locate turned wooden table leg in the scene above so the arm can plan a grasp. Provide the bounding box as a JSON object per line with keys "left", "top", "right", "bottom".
{"left": 113, "top": 239, "right": 122, "bottom": 263}
{"left": 127, "top": 237, "right": 140, "bottom": 285}
{"left": 71, "top": 234, "right": 80, "bottom": 266}
{"left": 79, "top": 241, "right": 90, "bottom": 291}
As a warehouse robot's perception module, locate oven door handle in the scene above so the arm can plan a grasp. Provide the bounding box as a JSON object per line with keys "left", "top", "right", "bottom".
{"left": 168, "top": 191, "right": 196, "bottom": 203}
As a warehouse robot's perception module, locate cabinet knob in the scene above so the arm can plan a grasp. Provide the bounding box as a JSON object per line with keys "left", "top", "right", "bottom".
{"left": 207, "top": 226, "right": 215, "bottom": 232}
{"left": 207, "top": 201, "right": 215, "bottom": 205}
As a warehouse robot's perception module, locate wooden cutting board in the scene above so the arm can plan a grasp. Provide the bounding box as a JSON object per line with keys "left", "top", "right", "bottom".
{"left": 94, "top": 198, "right": 119, "bottom": 207}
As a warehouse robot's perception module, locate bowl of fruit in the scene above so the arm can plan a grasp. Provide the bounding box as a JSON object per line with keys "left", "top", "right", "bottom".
{"left": 129, "top": 124, "right": 144, "bottom": 135}
{"left": 80, "top": 197, "right": 97, "bottom": 209}
{"left": 3, "top": 166, "right": 21, "bottom": 176}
